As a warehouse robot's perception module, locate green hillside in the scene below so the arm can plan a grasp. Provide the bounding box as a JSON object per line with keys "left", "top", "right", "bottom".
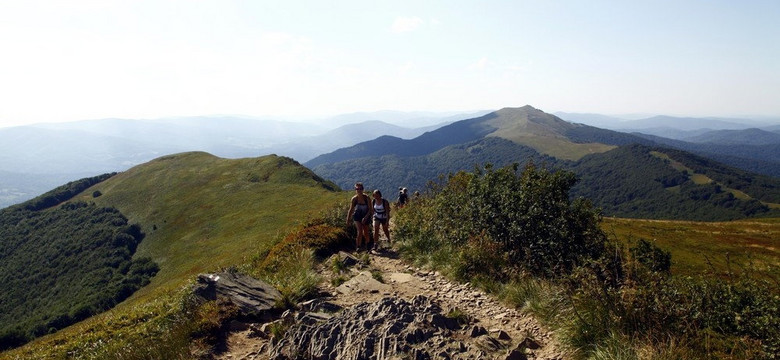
{"left": 1, "top": 152, "right": 346, "bottom": 358}
{"left": 603, "top": 217, "right": 780, "bottom": 279}
{"left": 3, "top": 149, "right": 778, "bottom": 359}
{"left": 305, "top": 105, "right": 614, "bottom": 169}
{"left": 77, "top": 152, "right": 342, "bottom": 294}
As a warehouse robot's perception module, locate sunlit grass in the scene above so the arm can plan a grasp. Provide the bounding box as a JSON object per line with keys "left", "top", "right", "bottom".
{"left": 602, "top": 217, "right": 780, "bottom": 278}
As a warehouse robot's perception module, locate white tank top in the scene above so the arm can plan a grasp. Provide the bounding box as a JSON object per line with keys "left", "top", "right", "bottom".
{"left": 373, "top": 199, "right": 387, "bottom": 219}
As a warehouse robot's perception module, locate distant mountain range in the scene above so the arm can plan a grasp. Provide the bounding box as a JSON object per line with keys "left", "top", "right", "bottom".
{"left": 555, "top": 112, "right": 780, "bottom": 139}
{"left": 684, "top": 128, "right": 780, "bottom": 145}
{"left": 308, "top": 106, "right": 780, "bottom": 221}
{"left": 1, "top": 108, "right": 778, "bottom": 210}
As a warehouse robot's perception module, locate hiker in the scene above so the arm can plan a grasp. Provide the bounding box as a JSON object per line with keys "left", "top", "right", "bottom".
{"left": 346, "top": 182, "right": 373, "bottom": 252}
{"left": 372, "top": 189, "right": 391, "bottom": 252}
{"left": 398, "top": 187, "right": 408, "bottom": 208}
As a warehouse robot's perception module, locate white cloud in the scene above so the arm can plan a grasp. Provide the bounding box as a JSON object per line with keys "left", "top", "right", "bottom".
{"left": 468, "top": 57, "right": 489, "bottom": 70}
{"left": 398, "top": 61, "right": 414, "bottom": 74}
{"left": 391, "top": 16, "right": 424, "bottom": 33}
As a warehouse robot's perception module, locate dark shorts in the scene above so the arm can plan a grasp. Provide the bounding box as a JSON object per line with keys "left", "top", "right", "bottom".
{"left": 373, "top": 217, "right": 388, "bottom": 225}
{"left": 353, "top": 211, "right": 367, "bottom": 223}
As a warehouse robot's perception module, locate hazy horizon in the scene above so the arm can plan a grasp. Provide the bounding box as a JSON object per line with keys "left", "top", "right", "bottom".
{"left": 4, "top": 106, "right": 780, "bottom": 131}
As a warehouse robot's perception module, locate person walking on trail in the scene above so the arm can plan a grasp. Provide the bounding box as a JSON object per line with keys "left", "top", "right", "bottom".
{"left": 346, "top": 182, "right": 373, "bottom": 252}
{"left": 371, "top": 189, "right": 391, "bottom": 253}
{"left": 398, "top": 187, "right": 408, "bottom": 208}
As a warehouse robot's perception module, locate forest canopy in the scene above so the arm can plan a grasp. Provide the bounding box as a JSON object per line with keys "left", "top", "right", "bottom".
{"left": 0, "top": 175, "right": 157, "bottom": 350}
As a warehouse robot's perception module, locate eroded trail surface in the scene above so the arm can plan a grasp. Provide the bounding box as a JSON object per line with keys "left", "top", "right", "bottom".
{"left": 216, "top": 249, "right": 567, "bottom": 360}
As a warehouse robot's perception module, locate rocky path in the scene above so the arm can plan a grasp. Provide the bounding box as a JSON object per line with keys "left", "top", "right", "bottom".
{"left": 215, "top": 248, "right": 567, "bottom": 359}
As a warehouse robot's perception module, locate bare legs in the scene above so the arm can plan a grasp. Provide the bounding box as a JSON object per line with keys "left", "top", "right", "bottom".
{"left": 354, "top": 220, "right": 372, "bottom": 250}
{"left": 373, "top": 220, "right": 390, "bottom": 248}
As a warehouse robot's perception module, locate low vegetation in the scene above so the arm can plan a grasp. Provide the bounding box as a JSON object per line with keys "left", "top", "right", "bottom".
{"left": 603, "top": 217, "right": 780, "bottom": 279}
{"left": 394, "top": 163, "right": 780, "bottom": 359}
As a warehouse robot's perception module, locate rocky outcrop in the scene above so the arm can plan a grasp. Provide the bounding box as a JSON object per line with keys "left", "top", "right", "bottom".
{"left": 212, "top": 253, "right": 564, "bottom": 360}
{"left": 270, "top": 295, "right": 514, "bottom": 360}
{"left": 193, "top": 271, "right": 282, "bottom": 320}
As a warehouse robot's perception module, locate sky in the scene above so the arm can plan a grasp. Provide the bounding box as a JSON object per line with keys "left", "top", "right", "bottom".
{"left": 1, "top": 0, "right": 779, "bottom": 128}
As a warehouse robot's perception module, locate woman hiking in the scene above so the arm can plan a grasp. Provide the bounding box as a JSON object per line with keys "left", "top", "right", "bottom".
{"left": 371, "top": 189, "right": 391, "bottom": 253}
{"left": 346, "top": 182, "right": 373, "bottom": 252}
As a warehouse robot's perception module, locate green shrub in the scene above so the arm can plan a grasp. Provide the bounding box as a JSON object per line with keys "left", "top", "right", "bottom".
{"left": 396, "top": 163, "right": 609, "bottom": 278}
{"left": 452, "top": 233, "right": 509, "bottom": 282}
{"left": 630, "top": 239, "right": 671, "bottom": 273}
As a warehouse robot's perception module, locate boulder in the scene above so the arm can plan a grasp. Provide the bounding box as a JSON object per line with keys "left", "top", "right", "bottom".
{"left": 193, "top": 271, "right": 282, "bottom": 319}
{"left": 336, "top": 251, "right": 360, "bottom": 267}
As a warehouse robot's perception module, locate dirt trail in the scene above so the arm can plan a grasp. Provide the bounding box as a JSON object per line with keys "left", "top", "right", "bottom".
{"left": 215, "top": 246, "right": 567, "bottom": 360}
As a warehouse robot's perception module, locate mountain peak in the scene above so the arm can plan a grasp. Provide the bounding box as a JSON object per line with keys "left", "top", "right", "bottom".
{"left": 486, "top": 105, "right": 577, "bottom": 139}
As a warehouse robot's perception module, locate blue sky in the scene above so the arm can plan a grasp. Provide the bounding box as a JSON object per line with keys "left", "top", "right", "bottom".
{"left": 1, "top": 0, "right": 778, "bottom": 127}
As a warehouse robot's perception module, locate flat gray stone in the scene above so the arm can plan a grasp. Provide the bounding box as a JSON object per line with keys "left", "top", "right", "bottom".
{"left": 193, "top": 271, "right": 282, "bottom": 319}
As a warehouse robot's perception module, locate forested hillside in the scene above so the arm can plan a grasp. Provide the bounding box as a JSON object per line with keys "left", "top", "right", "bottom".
{"left": 313, "top": 140, "right": 779, "bottom": 221}
{"left": 0, "top": 175, "right": 157, "bottom": 350}
{"left": 570, "top": 145, "right": 777, "bottom": 220}
{"left": 312, "top": 137, "right": 557, "bottom": 198}
{"left": 685, "top": 128, "right": 780, "bottom": 145}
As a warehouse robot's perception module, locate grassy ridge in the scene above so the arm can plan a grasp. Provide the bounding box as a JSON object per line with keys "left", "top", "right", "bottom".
{"left": 78, "top": 152, "right": 342, "bottom": 294}
{"left": 1, "top": 152, "right": 346, "bottom": 359}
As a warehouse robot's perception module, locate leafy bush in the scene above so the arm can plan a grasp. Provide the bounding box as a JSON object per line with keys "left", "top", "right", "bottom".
{"left": 630, "top": 239, "right": 671, "bottom": 273}
{"left": 398, "top": 163, "right": 609, "bottom": 278}
{"left": 262, "top": 219, "right": 351, "bottom": 264}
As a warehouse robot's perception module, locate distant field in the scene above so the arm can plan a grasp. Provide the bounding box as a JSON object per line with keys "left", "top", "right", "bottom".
{"left": 602, "top": 217, "right": 780, "bottom": 279}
